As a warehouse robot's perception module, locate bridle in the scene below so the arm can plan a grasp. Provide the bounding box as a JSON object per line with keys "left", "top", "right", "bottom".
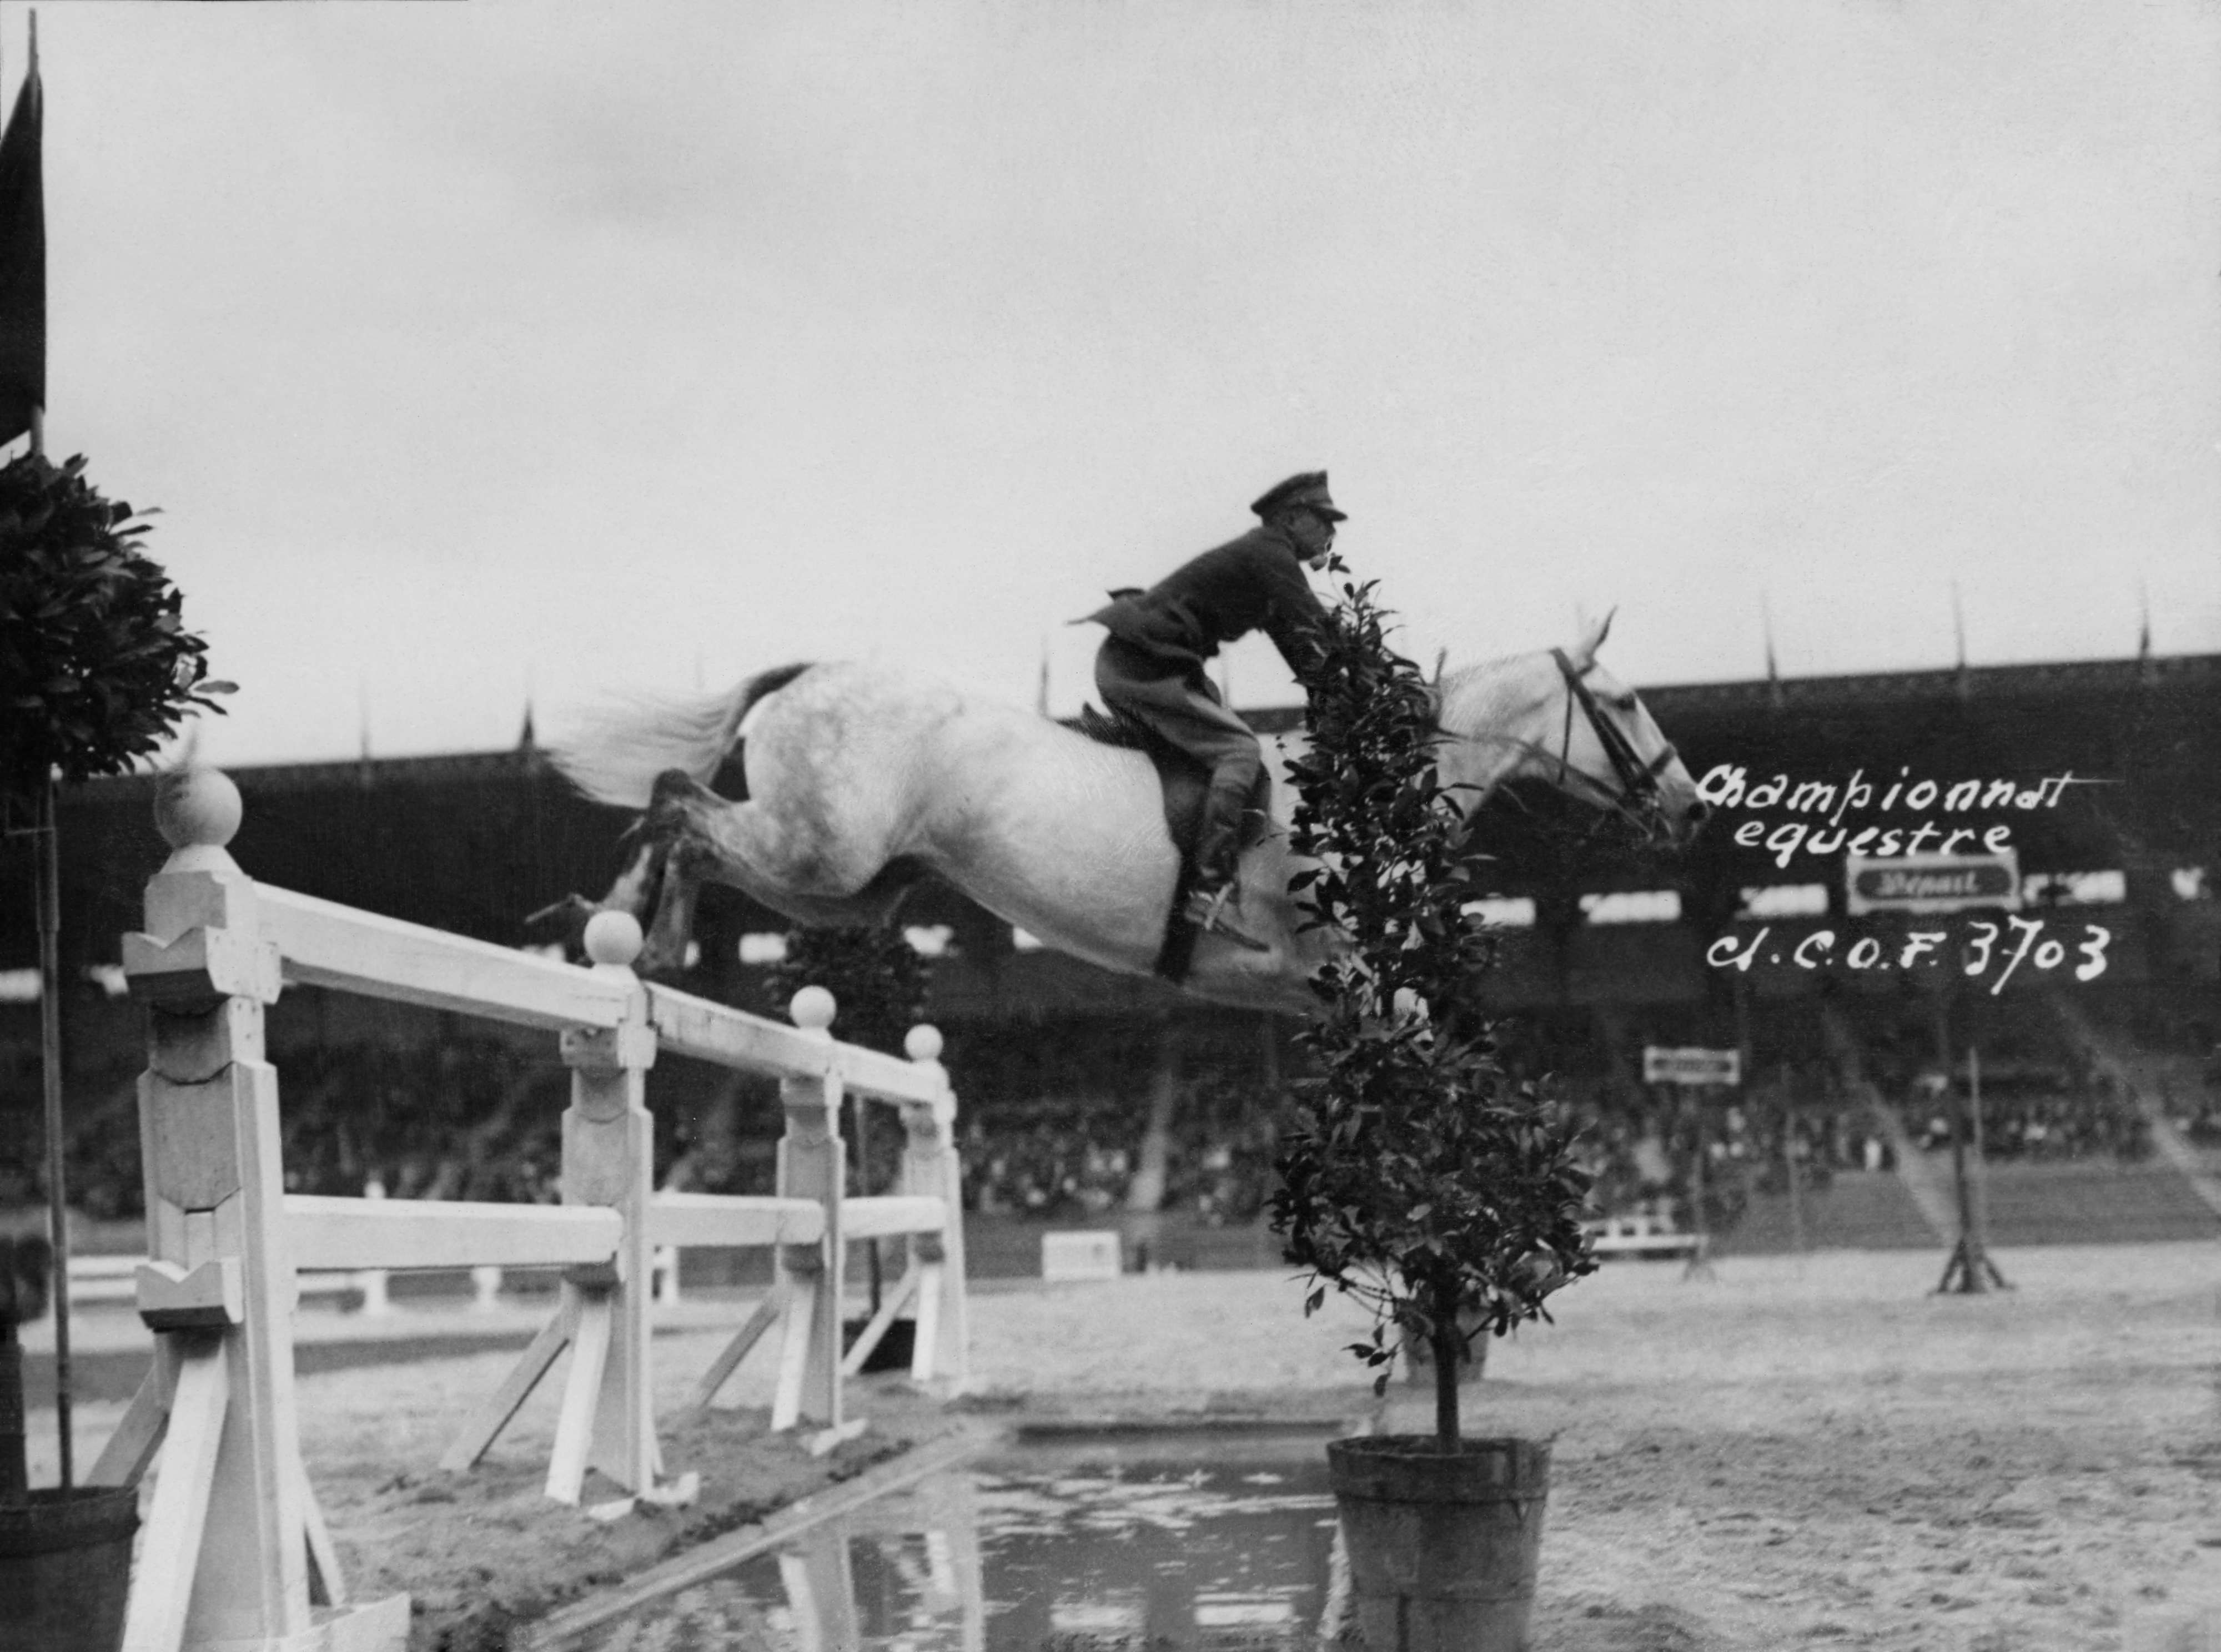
{"left": 1549, "top": 647, "right": 1678, "bottom": 820}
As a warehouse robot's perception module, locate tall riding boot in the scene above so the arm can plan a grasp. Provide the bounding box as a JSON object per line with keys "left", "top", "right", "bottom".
{"left": 1195, "top": 762, "right": 1262, "bottom": 891}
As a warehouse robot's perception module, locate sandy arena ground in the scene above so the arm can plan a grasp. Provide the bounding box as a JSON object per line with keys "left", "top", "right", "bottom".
{"left": 25, "top": 1238, "right": 2221, "bottom": 1650}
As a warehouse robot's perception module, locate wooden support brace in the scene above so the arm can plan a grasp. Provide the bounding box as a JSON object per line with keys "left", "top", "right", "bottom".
{"left": 546, "top": 1291, "right": 614, "bottom": 1506}
{"left": 87, "top": 1335, "right": 180, "bottom": 1488}
{"left": 685, "top": 1287, "right": 788, "bottom": 1417}
{"left": 910, "top": 1261, "right": 946, "bottom": 1383}
{"left": 293, "top": 1449, "right": 346, "bottom": 1608}
{"left": 439, "top": 1298, "right": 578, "bottom": 1475}
{"left": 769, "top": 1276, "right": 819, "bottom": 1434}
{"left": 838, "top": 1262, "right": 924, "bottom": 1379}
{"left": 120, "top": 1335, "right": 230, "bottom": 1652}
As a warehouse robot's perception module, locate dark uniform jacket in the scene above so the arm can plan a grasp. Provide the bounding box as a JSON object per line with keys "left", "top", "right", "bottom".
{"left": 1086, "top": 523, "right": 1329, "bottom": 682}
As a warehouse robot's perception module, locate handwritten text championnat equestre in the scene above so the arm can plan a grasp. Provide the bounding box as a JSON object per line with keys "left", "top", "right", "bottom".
{"left": 1695, "top": 765, "right": 2083, "bottom": 868}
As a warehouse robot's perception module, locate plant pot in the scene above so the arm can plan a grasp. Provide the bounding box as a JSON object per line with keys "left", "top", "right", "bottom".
{"left": 1326, "top": 1435, "right": 1549, "bottom": 1652}
{"left": 0, "top": 1484, "right": 140, "bottom": 1652}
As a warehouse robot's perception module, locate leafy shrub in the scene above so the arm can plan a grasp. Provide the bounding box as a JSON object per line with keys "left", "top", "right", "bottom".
{"left": 1270, "top": 566, "right": 1596, "bottom": 1443}
{"left": 763, "top": 924, "right": 928, "bottom": 1058}
{"left": 0, "top": 451, "right": 228, "bottom": 805}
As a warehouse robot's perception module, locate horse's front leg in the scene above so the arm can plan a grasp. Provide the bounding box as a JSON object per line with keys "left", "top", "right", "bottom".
{"left": 602, "top": 829, "right": 667, "bottom": 922}
{"left": 639, "top": 850, "right": 702, "bottom": 979}
{"left": 524, "top": 831, "right": 666, "bottom": 960}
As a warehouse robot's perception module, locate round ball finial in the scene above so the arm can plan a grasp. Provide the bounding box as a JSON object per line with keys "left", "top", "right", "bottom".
{"left": 154, "top": 768, "right": 243, "bottom": 851}
{"left": 903, "top": 1024, "right": 943, "bottom": 1064}
{"left": 582, "top": 910, "right": 645, "bottom": 969}
{"left": 788, "top": 985, "right": 837, "bottom": 1031}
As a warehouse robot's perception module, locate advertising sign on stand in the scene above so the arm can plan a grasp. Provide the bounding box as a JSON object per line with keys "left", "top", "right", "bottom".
{"left": 1845, "top": 852, "right": 2021, "bottom": 916}
{"left": 1641, "top": 1046, "right": 1741, "bottom": 1088}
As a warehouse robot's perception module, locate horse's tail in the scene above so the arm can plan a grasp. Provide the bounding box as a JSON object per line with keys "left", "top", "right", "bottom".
{"left": 550, "top": 662, "right": 815, "bottom": 808}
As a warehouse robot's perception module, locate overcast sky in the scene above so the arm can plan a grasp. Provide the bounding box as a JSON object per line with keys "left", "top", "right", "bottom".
{"left": 25, "top": 1, "right": 2221, "bottom": 767}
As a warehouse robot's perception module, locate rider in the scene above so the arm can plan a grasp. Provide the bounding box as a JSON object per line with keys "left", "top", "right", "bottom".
{"left": 1086, "top": 471, "right": 1342, "bottom": 951}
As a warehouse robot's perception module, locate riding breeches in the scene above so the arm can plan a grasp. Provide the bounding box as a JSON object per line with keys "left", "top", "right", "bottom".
{"left": 1094, "top": 637, "right": 1265, "bottom": 889}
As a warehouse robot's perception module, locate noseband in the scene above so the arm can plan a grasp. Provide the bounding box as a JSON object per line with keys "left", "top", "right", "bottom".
{"left": 1549, "top": 648, "right": 1677, "bottom": 817}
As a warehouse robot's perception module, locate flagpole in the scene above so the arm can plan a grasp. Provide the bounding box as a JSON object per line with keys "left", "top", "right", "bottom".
{"left": 20, "top": 4, "right": 71, "bottom": 1492}
{"left": 36, "top": 768, "right": 68, "bottom": 1489}
{"left": 14, "top": 10, "right": 31, "bottom": 470}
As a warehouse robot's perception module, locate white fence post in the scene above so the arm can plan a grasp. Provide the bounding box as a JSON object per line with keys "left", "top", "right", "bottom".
{"left": 549, "top": 914, "right": 661, "bottom": 1502}
{"left": 776, "top": 988, "right": 845, "bottom": 1431}
{"left": 899, "top": 1026, "right": 968, "bottom": 1384}
{"left": 435, "top": 911, "right": 660, "bottom": 1505}
{"left": 355, "top": 1179, "right": 391, "bottom": 1316}
{"left": 471, "top": 1265, "right": 504, "bottom": 1311}
{"left": 101, "top": 768, "right": 407, "bottom": 1651}
{"left": 653, "top": 1245, "right": 680, "bottom": 1307}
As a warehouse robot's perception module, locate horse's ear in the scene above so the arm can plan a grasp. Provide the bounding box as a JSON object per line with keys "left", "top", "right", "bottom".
{"left": 1570, "top": 607, "right": 1616, "bottom": 670}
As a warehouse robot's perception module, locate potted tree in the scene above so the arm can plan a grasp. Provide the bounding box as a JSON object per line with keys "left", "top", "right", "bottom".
{"left": 1270, "top": 569, "right": 1595, "bottom": 1651}
{"left": 0, "top": 450, "right": 228, "bottom": 1652}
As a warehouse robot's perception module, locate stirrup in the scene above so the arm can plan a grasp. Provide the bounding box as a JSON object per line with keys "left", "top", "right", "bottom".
{"left": 1183, "top": 884, "right": 1270, "bottom": 953}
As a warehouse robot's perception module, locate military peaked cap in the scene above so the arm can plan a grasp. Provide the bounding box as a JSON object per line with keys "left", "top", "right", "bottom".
{"left": 1249, "top": 471, "right": 1346, "bottom": 522}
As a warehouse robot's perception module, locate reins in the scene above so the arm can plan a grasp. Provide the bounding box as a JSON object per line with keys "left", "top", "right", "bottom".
{"left": 1547, "top": 647, "right": 1679, "bottom": 822}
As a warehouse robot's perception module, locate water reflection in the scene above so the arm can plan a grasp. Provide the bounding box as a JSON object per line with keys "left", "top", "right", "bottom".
{"left": 586, "top": 1432, "right": 1353, "bottom": 1651}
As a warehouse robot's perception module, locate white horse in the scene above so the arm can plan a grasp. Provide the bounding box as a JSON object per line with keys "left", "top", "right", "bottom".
{"left": 550, "top": 614, "right": 1704, "bottom": 1015}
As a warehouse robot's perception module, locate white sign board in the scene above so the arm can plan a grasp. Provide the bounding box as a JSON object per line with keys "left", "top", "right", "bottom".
{"left": 1041, "top": 1230, "right": 1122, "bottom": 1282}
{"left": 1642, "top": 1046, "right": 1741, "bottom": 1087}
{"left": 1845, "top": 851, "right": 2021, "bottom": 915}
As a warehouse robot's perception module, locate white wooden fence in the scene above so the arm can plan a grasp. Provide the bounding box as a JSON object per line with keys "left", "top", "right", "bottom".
{"left": 87, "top": 768, "right": 966, "bottom": 1652}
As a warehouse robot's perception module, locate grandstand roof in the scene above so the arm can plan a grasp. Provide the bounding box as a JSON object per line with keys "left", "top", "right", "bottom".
{"left": 1643, "top": 650, "right": 2216, "bottom": 713}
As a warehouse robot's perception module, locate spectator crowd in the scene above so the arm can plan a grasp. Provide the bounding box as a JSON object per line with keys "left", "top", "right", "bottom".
{"left": 0, "top": 993, "right": 2192, "bottom": 1233}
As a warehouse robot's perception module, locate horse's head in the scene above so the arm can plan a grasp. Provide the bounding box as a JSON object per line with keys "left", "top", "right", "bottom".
{"left": 1438, "top": 611, "right": 1706, "bottom": 848}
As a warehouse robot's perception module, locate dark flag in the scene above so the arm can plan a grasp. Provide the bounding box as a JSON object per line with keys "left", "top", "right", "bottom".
{"left": 0, "top": 31, "right": 43, "bottom": 449}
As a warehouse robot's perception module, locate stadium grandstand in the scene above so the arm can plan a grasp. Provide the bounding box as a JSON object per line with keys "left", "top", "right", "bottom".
{"left": 3, "top": 651, "right": 2216, "bottom": 1272}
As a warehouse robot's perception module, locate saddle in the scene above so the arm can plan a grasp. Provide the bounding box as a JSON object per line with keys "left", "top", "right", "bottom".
{"left": 1074, "top": 704, "right": 1271, "bottom": 983}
